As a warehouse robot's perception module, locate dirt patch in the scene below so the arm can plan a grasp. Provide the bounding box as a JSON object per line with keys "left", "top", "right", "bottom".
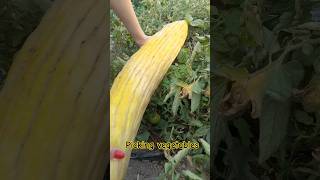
{"left": 125, "top": 160, "right": 164, "bottom": 180}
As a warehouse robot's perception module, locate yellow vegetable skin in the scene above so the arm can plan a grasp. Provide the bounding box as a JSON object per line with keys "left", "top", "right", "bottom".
{"left": 110, "top": 20, "right": 188, "bottom": 179}
{"left": 0, "top": 0, "right": 107, "bottom": 179}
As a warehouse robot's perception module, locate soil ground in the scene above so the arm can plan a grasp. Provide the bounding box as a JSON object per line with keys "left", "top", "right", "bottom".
{"left": 125, "top": 160, "right": 164, "bottom": 180}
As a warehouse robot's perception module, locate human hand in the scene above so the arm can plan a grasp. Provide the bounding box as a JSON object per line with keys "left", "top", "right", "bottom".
{"left": 135, "top": 35, "right": 151, "bottom": 47}
{"left": 110, "top": 0, "right": 150, "bottom": 47}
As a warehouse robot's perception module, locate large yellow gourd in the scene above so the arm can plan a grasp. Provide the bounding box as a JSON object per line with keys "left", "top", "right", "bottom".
{"left": 0, "top": 0, "right": 108, "bottom": 179}
{"left": 110, "top": 20, "right": 188, "bottom": 179}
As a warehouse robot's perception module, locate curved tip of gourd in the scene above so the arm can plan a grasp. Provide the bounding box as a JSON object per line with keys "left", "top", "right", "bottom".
{"left": 182, "top": 19, "right": 189, "bottom": 26}
{"left": 178, "top": 20, "right": 189, "bottom": 32}
{"left": 181, "top": 20, "right": 189, "bottom": 35}
{"left": 172, "top": 20, "right": 188, "bottom": 40}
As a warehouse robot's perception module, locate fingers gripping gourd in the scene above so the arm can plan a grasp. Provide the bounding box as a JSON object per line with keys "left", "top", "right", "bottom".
{"left": 110, "top": 20, "right": 188, "bottom": 179}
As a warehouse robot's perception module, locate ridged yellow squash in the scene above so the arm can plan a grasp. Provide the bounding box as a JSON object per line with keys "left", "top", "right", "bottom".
{"left": 110, "top": 20, "right": 188, "bottom": 179}
{"left": 0, "top": 0, "right": 108, "bottom": 179}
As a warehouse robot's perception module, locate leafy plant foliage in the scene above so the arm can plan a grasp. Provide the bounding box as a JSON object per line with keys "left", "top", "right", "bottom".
{"left": 111, "top": 0, "right": 210, "bottom": 178}
{"left": 212, "top": 0, "right": 320, "bottom": 179}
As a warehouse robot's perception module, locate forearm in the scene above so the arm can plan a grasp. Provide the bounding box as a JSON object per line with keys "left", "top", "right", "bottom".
{"left": 110, "top": 0, "right": 147, "bottom": 46}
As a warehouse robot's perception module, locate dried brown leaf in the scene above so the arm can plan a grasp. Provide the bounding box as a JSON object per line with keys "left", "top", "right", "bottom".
{"left": 220, "top": 64, "right": 274, "bottom": 118}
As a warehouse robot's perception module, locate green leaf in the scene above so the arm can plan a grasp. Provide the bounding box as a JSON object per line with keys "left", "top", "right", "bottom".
{"left": 274, "top": 12, "right": 293, "bottom": 31}
{"left": 189, "top": 119, "right": 203, "bottom": 127}
{"left": 189, "top": 41, "right": 202, "bottom": 64}
{"left": 199, "top": 138, "right": 210, "bottom": 156}
{"left": 164, "top": 85, "right": 177, "bottom": 103}
{"left": 190, "top": 19, "right": 205, "bottom": 28}
{"left": 296, "top": 22, "right": 320, "bottom": 31}
{"left": 173, "top": 173, "right": 180, "bottom": 180}
{"left": 259, "top": 96, "right": 291, "bottom": 163}
{"left": 191, "top": 93, "right": 201, "bottom": 113}
{"left": 172, "top": 90, "right": 181, "bottom": 116}
{"left": 192, "top": 80, "right": 203, "bottom": 94}
{"left": 211, "top": 78, "right": 228, "bottom": 152}
{"left": 182, "top": 170, "right": 203, "bottom": 180}
{"left": 192, "top": 154, "right": 209, "bottom": 164}
{"left": 194, "top": 126, "right": 209, "bottom": 137}
{"left": 196, "top": 35, "right": 208, "bottom": 43}
{"left": 185, "top": 14, "right": 193, "bottom": 24}
{"left": 294, "top": 110, "right": 314, "bottom": 125}
{"left": 265, "top": 61, "right": 304, "bottom": 101}
{"left": 263, "top": 74, "right": 283, "bottom": 101}
{"left": 164, "top": 162, "right": 173, "bottom": 174}
{"left": 177, "top": 48, "right": 190, "bottom": 64}
{"left": 173, "top": 78, "right": 188, "bottom": 87}
{"left": 263, "top": 27, "right": 280, "bottom": 54}
{"left": 136, "top": 130, "right": 150, "bottom": 141}
{"left": 171, "top": 148, "right": 190, "bottom": 167}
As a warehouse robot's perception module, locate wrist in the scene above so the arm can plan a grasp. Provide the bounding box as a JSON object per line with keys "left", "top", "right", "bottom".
{"left": 135, "top": 34, "right": 150, "bottom": 47}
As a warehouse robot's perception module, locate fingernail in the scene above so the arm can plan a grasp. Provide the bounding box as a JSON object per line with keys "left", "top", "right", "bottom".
{"left": 111, "top": 149, "right": 125, "bottom": 160}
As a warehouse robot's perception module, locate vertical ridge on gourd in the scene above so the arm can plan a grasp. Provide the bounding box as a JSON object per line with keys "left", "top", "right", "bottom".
{"left": 110, "top": 20, "right": 188, "bottom": 179}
